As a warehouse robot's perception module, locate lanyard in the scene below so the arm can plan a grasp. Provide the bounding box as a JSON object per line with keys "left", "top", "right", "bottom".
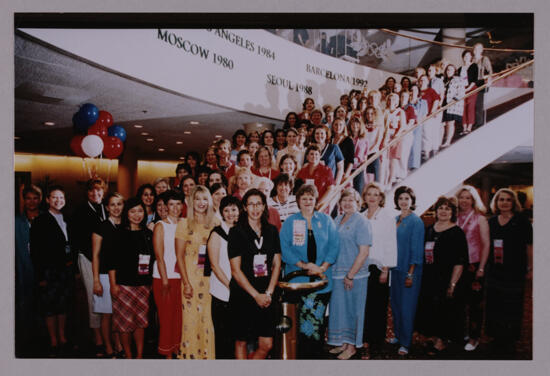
{"left": 458, "top": 210, "right": 475, "bottom": 230}
{"left": 254, "top": 236, "right": 264, "bottom": 252}
{"left": 88, "top": 201, "right": 106, "bottom": 221}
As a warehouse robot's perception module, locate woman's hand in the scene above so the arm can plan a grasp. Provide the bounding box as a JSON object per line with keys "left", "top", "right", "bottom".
{"left": 344, "top": 277, "right": 354, "bottom": 290}
{"left": 183, "top": 283, "right": 193, "bottom": 299}
{"left": 254, "top": 293, "right": 271, "bottom": 308}
{"left": 161, "top": 279, "right": 171, "bottom": 297}
{"left": 404, "top": 277, "right": 413, "bottom": 288}
{"left": 305, "top": 262, "right": 323, "bottom": 276}
{"left": 93, "top": 280, "right": 103, "bottom": 296}
{"left": 147, "top": 222, "right": 155, "bottom": 231}
{"left": 475, "top": 267, "right": 484, "bottom": 279}
{"left": 379, "top": 270, "right": 389, "bottom": 284}
{"left": 446, "top": 285, "right": 455, "bottom": 298}
{"left": 110, "top": 283, "right": 120, "bottom": 298}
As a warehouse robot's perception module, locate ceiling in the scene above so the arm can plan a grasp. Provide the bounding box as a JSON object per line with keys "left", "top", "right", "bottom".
{"left": 14, "top": 26, "right": 533, "bottom": 163}
{"left": 14, "top": 32, "right": 283, "bottom": 161}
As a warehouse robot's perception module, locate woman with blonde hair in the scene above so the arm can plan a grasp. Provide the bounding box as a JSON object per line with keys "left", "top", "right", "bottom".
{"left": 175, "top": 185, "right": 219, "bottom": 359}
{"left": 327, "top": 189, "right": 372, "bottom": 360}
{"left": 454, "top": 185, "right": 490, "bottom": 351}
{"left": 230, "top": 167, "right": 254, "bottom": 200}
{"left": 486, "top": 188, "right": 532, "bottom": 356}
{"left": 347, "top": 117, "right": 369, "bottom": 194}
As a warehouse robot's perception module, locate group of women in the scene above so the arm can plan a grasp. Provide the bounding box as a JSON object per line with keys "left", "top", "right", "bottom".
{"left": 20, "top": 44, "right": 530, "bottom": 360}
{"left": 23, "top": 168, "right": 531, "bottom": 360}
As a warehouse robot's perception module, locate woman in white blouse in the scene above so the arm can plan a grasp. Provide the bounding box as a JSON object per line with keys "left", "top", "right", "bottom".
{"left": 360, "top": 182, "right": 398, "bottom": 358}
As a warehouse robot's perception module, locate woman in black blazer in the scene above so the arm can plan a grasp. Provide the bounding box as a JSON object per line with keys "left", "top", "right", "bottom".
{"left": 30, "top": 185, "right": 75, "bottom": 356}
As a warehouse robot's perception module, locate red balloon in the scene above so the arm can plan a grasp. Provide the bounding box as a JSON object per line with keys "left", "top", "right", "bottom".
{"left": 103, "top": 136, "right": 124, "bottom": 159}
{"left": 88, "top": 122, "right": 108, "bottom": 138}
{"left": 96, "top": 110, "right": 113, "bottom": 128}
{"left": 70, "top": 135, "right": 85, "bottom": 157}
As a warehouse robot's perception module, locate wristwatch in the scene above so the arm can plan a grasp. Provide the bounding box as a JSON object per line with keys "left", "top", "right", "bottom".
{"left": 406, "top": 273, "right": 413, "bottom": 279}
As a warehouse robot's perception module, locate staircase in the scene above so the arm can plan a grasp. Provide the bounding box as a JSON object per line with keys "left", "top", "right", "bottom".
{"left": 388, "top": 93, "right": 533, "bottom": 214}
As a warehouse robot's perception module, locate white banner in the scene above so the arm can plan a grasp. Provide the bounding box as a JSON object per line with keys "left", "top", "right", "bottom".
{"left": 20, "top": 28, "right": 402, "bottom": 119}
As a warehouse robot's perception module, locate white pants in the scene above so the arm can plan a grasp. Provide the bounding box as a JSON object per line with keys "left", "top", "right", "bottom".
{"left": 78, "top": 253, "right": 101, "bottom": 328}
{"left": 421, "top": 113, "right": 443, "bottom": 155}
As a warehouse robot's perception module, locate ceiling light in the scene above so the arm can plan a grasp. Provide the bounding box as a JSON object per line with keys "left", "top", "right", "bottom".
{"left": 184, "top": 131, "right": 191, "bottom": 135}
{"left": 134, "top": 124, "right": 143, "bottom": 128}
{"left": 179, "top": 156, "right": 185, "bottom": 160}
{"left": 190, "top": 121, "right": 199, "bottom": 125}
{"left": 176, "top": 141, "right": 183, "bottom": 144}
{"left": 215, "top": 135, "right": 222, "bottom": 138}
{"left": 14, "top": 136, "right": 20, "bottom": 140}
{"left": 44, "top": 121, "right": 55, "bottom": 126}
{"left": 158, "top": 148, "right": 165, "bottom": 152}
{"left": 141, "top": 132, "right": 149, "bottom": 136}
{"left": 146, "top": 138, "right": 154, "bottom": 142}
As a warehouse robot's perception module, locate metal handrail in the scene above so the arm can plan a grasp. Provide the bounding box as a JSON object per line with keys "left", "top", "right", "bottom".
{"left": 316, "top": 58, "right": 534, "bottom": 211}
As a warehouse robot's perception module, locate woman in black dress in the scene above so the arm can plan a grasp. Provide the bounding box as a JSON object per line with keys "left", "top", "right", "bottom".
{"left": 228, "top": 189, "right": 282, "bottom": 359}
{"left": 486, "top": 188, "right": 532, "bottom": 356}
{"left": 416, "top": 196, "right": 468, "bottom": 355}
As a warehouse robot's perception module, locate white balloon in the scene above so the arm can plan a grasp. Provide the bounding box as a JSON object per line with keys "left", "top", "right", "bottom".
{"left": 81, "top": 135, "right": 104, "bottom": 158}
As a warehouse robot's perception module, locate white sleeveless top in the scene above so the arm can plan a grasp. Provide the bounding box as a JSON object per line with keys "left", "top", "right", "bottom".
{"left": 153, "top": 220, "right": 180, "bottom": 279}
{"left": 209, "top": 221, "right": 231, "bottom": 302}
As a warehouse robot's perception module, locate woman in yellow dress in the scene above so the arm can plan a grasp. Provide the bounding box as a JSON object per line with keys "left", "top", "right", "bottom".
{"left": 175, "top": 185, "right": 219, "bottom": 359}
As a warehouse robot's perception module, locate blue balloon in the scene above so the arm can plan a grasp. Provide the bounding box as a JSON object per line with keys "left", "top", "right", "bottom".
{"left": 108, "top": 124, "right": 127, "bottom": 142}
{"left": 78, "top": 103, "right": 99, "bottom": 127}
{"left": 72, "top": 112, "right": 88, "bottom": 134}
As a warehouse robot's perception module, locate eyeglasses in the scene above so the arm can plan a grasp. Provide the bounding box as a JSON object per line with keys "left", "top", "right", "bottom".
{"left": 247, "top": 202, "right": 264, "bottom": 208}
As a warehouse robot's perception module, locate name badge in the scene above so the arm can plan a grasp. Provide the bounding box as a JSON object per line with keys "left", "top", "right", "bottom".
{"left": 253, "top": 254, "right": 268, "bottom": 278}
{"left": 293, "top": 220, "right": 306, "bottom": 246}
{"left": 425, "top": 241, "right": 435, "bottom": 264}
{"left": 197, "top": 245, "right": 207, "bottom": 268}
{"left": 493, "top": 239, "right": 504, "bottom": 264}
{"left": 138, "top": 254, "right": 151, "bottom": 275}
{"left": 305, "top": 179, "right": 315, "bottom": 186}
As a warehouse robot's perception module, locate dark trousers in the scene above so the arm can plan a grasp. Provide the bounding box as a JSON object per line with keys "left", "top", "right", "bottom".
{"left": 363, "top": 266, "right": 390, "bottom": 345}
{"left": 475, "top": 90, "right": 486, "bottom": 126}
{"left": 462, "top": 264, "right": 485, "bottom": 340}
{"left": 211, "top": 295, "right": 234, "bottom": 359}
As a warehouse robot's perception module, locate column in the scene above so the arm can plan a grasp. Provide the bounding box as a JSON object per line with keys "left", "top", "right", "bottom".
{"left": 117, "top": 146, "right": 137, "bottom": 198}
{"left": 441, "top": 28, "right": 466, "bottom": 68}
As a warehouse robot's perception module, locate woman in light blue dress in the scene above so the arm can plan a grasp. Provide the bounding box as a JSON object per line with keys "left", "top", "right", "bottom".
{"left": 389, "top": 186, "right": 425, "bottom": 356}
{"left": 327, "top": 189, "right": 372, "bottom": 360}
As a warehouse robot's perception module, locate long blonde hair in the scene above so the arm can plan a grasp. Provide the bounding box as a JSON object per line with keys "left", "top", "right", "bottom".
{"left": 455, "top": 185, "right": 486, "bottom": 214}
{"left": 186, "top": 185, "right": 216, "bottom": 233}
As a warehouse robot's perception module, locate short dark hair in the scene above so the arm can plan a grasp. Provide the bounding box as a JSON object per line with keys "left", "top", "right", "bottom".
{"left": 295, "top": 184, "right": 318, "bottom": 209}
{"left": 239, "top": 189, "right": 269, "bottom": 229}
{"left": 122, "top": 197, "right": 147, "bottom": 230}
{"left": 273, "top": 173, "right": 293, "bottom": 191}
{"left": 47, "top": 185, "right": 65, "bottom": 197}
{"left": 237, "top": 149, "right": 251, "bottom": 163}
{"left": 161, "top": 190, "right": 184, "bottom": 205}
{"left": 394, "top": 186, "right": 417, "bottom": 211}
{"left": 434, "top": 196, "right": 458, "bottom": 222}
{"left": 209, "top": 183, "right": 227, "bottom": 196}
{"left": 208, "top": 170, "right": 228, "bottom": 187}
{"left": 219, "top": 195, "right": 242, "bottom": 217}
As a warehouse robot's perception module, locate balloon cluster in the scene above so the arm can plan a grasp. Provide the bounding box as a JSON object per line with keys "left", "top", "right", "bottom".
{"left": 69, "top": 103, "right": 127, "bottom": 159}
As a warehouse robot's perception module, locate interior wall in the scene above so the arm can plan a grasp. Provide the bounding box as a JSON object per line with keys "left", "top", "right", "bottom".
{"left": 14, "top": 153, "right": 119, "bottom": 213}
